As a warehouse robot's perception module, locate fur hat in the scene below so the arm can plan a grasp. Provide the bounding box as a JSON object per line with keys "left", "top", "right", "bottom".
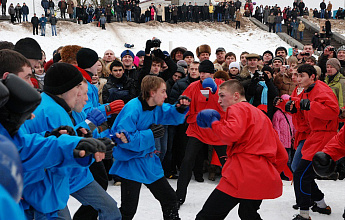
{"left": 199, "top": 60, "right": 215, "bottom": 73}
{"left": 14, "top": 37, "right": 42, "bottom": 60}
{"left": 60, "top": 45, "right": 82, "bottom": 64}
{"left": 120, "top": 50, "right": 135, "bottom": 59}
{"left": 44, "top": 63, "right": 83, "bottom": 95}
{"left": 214, "top": 70, "right": 230, "bottom": 81}
{"left": 326, "top": 58, "right": 341, "bottom": 71}
{"left": 77, "top": 48, "right": 99, "bottom": 69}
{"left": 196, "top": 44, "right": 211, "bottom": 57}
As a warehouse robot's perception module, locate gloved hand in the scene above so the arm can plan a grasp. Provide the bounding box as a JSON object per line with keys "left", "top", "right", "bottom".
{"left": 285, "top": 100, "right": 297, "bottom": 114}
{"left": 312, "top": 152, "right": 337, "bottom": 178}
{"left": 73, "top": 138, "right": 106, "bottom": 158}
{"left": 273, "top": 96, "right": 283, "bottom": 106}
{"left": 197, "top": 109, "right": 221, "bottom": 128}
{"left": 105, "top": 100, "right": 125, "bottom": 116}
{"left": 0, "top": 81, "right": 9, "bottom": 109}
{"left": 300, "top": 99, "right": 311, "bottom": 111}
{"left": 45, "top": 125, "right": 76, "bottom": 137}
{"left": 76, "top": 127, "right": 93, "bottom": 138}
{"left": 145, "top": 40, "right": 155, "bottom": 54}
{"left": 175, "top": 95, "right": 191, "bottom": 113}
{"left": 87, "top": 109, "right": 107, "bottom": 126}
{"left": 152, "top": 49, "right": 168, "bottom": 61}
{"left": 149, "top": 124, "right": 165, "bottom": 139}
{"left": 202, "top": 77, "right": 217, "bottom": 94}
{"left": 97, "top": 137, "right": 115, "bottom": 160}
{"left": 111, "top": 130, "right": 130, "bottom": 145}
{"left": 263, "top": 71, "right": 269, "bottom": 82}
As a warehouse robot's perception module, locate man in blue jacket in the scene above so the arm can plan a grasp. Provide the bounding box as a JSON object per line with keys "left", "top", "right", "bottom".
{"left": 109, "top": 75, "right": 190, "bottom": 220}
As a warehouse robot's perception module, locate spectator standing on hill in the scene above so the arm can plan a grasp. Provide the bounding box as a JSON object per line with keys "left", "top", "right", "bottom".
{"left": 39, "top": 13, "right": 47, "bottom": 36}
{"left": 298, "top": 20, "right": 305, "bottom": 40}
{"left": 67, "top": 0, "right": 74, "bottom": 19}
{"left": 268, "top": 12, "right": 275, "bottom": 33}
{"left": 298, "top": 0, "right": 305, "bottom": 16}
{"left": 235, "top": 9, "right": 242, "bottom": 29}
{"left": 31, "top": 13, "right": 39, "bottom": 35}
{"left": 15, "top": 3, "right": 22, "bottom": 23}
{"left": 50, "top": 14, "right": 57, "bottom": 36}
{"left": 275, "top": 12, "right": 283, "bottom": 33}
{"left": 105, "top": 4, "right": 112, "bottom": 23}
{"left": 86, "top": 4, "right": 94, "bottom": 23}
{"left": 41, "top": 0, "right": 48, "bottom": 16}
{"left": 156, "top": 4, "right": 163, "bottom": 22}
{"left": 1, "top": 0, "right": 7, "bottom": 16}
{"left": 22, "top": 3, "right": 29, "bottom": 22}
{"left": 58, "top": 0, "right": 67, "bottom": 19}
{"left": 320, "top": 0, "right": 326, "bottom": 18}
{"left": 326, "top": 1, "right": 332, "bottom": 18}
{"left": 99, "top": 14, "right": 106, "bottom": 29}
{"left": 48, "top": 0, "right": 55, "bottom": 17}
{"left": 115, "top": 2, "right": 123, "bottom": 22}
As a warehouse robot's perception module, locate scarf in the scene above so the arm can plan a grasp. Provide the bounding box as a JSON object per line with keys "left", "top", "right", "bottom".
{"left": 258, "top": 81, "right": 268, "bottom": 105}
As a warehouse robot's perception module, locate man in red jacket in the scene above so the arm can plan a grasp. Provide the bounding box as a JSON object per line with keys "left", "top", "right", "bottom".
{"left": 176, "top": 60, "right": 227, "bottom": 207}
{"left": 196, "top": 79, "right": 288, "bottom": 220}
{"left": 285, "top": 64, "right": 339, "bottom": 220}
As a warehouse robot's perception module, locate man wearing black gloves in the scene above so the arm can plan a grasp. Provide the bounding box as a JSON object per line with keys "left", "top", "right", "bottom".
{"left": 109, "top": 75, "right": 190, "bottom": 220}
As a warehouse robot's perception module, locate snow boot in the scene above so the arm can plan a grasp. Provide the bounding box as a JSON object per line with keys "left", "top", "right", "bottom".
{"left": 163, "top": 205, "right": 180, "bottom": 220}
{"left": 311, "top": 204, "right": 331, "bottom": 215}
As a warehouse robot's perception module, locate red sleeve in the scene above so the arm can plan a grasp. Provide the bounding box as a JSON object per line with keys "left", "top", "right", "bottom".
{"left": 323, "top": 127, "right": 345, "bottom": 161}
{"left": 309, "top": 91, "right": 340, "bottom": 120}
{"left": 272, "top": 132, "right": 289, "bottom": 174}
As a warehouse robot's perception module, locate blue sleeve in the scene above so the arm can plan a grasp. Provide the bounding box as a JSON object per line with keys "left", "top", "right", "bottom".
{"left": 156, "top": 103, "right": 187, "bottom": 126}
{"left": 0, "top": 186, "right": 26, "bottom": 220}
{"left": 111, "top": 102, "right": 155, "bottom": 153}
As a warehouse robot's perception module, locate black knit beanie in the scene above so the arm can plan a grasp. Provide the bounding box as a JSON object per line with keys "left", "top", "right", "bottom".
{"left": 76, "top": 48, "right": 99, "bottom": 69}
{"left": 14, "top": 37, "right": 42, "bottom": 60}
{"left": 183, "top": 51, "right": 194, "bottom": 59}
{"left": 199, "top": 60, "right": 215, "bottom": 73}
{"left": 44, "top": 63, "right": 83, "bottom": 95}
{"left": 262, "top": 65, "right": 273, "bottom": 74}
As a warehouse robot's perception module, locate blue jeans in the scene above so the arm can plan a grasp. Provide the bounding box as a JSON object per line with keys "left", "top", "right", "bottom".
{"left": 299, "top": 31, "right": 303, "bottom": 40}
{"left": 126, "top": 10, "right": 131, "bottom": 21}
{"left": 25, "top": 205, "right": 69, "bottom": 220}
{"left": 51, "top": 25, "right": 57, "bottom": 36}
{"left": 58, "top": 181, "right": 121, "bottom": 220}
{"left": 154, "top": 125, "right": 168, "bottom": 161}
{"left": 320, "top": 9, "right": 325, "bottom": 18}
{"left": 23, "top": 14, "right": 28, "bottom": 22}
{"left": 145, "top": 16, "right": 150, "bottom": 22}
{"left": 217, "top": 13, "right": 222, "bottom": 22}
{"left": 291, "top": 29, "right": 297, "bottom": 39}
{"left": 276, "top": 23, "right": 282, "bottom": 32}
{"left": 41, "top": 25, "right": 46, "bottom": 36}
{"left": 117, "top": 12, "right": 122, "bottom": 22}
{"left": 291, "top": 140, "right": 305, "bottom": 172}
{"left": 88, "top": 15, "right": 93, "bottom": 23}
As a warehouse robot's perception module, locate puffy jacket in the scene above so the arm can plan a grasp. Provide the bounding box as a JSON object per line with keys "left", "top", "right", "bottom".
{"left": 168, "top": 74, "right": 200, "bottom": 104}
{"left": 274, "top": 72, "right": 296, "bottom": 96}
{"left": 325, "top": 72, "right": 345, "bottom": 108}
{"left": 102, "top": 74, "right": 136, "bottom": 104}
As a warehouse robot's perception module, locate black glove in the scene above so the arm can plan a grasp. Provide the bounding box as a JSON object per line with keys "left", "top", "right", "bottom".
{"left": 149, "top": 124, "right": 165, "bottom": 139}
{"left": 45, "top": 125, "right": 76, "bottom": 137}
{"left": 97, "top": 137, "right": 115, "bottom": 160}
{"left": 252, "top": 71, "right": 261, "bottom": 83}
{"left": 300, "top": 99, "right": 310, "bottom": 111}
{"left": 145, "top": 40, "right": 154, "bottom": 54}
{"left": 73, "top": 138, "right": 106, "bottom": 158}
{"left": 285, "top": 100, "right": 297, "bottom": 114}
{"left": 76, "top": 127, "right": 93, "bottom": 138}
{"left": 175, "top": 95, "right": 191, "bottom": 113}
{"left": 262, "top": 72, "right": 269, "bottom": 82}
{"left": 273, "top": 96, "right": 283, "bottom": 106}
{"left": 312, "top": 152, "right": 337, "bottom": 178}
{"left": 152, "top": 49, "right": 168, "bottom": 61}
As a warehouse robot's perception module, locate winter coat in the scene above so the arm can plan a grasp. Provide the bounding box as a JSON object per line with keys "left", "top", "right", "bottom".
{"left": 168, "top": 74, "right": 200, "bottom": 104}
{"left": 39, "top": 16, "right": 47, "bottom": 26}
{"left": 212, "top": 102, "right": 288, "bottom": 200}
{"left": 22, "top": 93, "right": 93, "bottom": 214}
{"left": 22, "top": 5, "right": 29, "bottom": 15}
{"left": 99, "top": 16, "right": 106, "bottom": 24}
{"left": 181, "top": 4, "right": 187, "bottom": 13}
{"left": 209, "top": 5, "right": 214, "bottom": 14}
{"left": 83, "top": 80, "right": 107, "bottom": 117}
{"left": 86, "top": 6, "right": 94, "bottom": 16}
{"left": 172, "top": 6, "right": 178, "bottom": 16}
{"left": 274, "top": 15, "right": 283, "bottom": 24}
{"left": 263, "top": 8, "right": 269, "bottom": 22}
{"left": 272, "top": 109, "right": 296, "bottom": 149}
{"left": 267, "top": 15, "right": 275, "bottom": 24}
{"left": 115, "top": 5, "right": 122, "bottom": 13}
{"left": 102, "top": 74, "right": 136, "bottom": 104}
{"left": 67, "top": 0, "right": 74, "bottom": 14}
{"left": 156, "top": 7, "right": 163, "bottom": 16}
{"left": 229, "top": 5, "right": 235, "bottom": 16}
{"left": 320, "top": 2, "right": 326, "bottom": 10}
{"left": 105, "top": 5, "right": 112, "bottom": 15}
{"left": 0, "top": 184, "right": 25, "bottom": 220}
{"left": 58, "top": 1, "right": 67, "bottom": 9}
{"left": 109, "top": 97, "right": 187, "bottom": 184}
{"left": 235, "top": 10, "right": 242, "bottom": 21}
{"left": 234, "top": 0, "right": 241, "bottom": 10}
{"left": 182, "top": 79, "right": 225, "bottom": 145}
{"left": 327, "top": 3, "right": 332, "bottom": 12}
{"left": 325, "top": 72, "right": 345, "bottom": 108}
{"left": 323, "top": 125, "right": 345, "bottom": 161}
{"left": 298, "top": 23, "right": 305, "bottom": 31}
{"left": 41, "top": 0, "right": 49, "bottom": 9}
{"left": 15, "top": 6, "right": 22, "bottom": 16}
{"left": 274, "top": 72, "right": 297, "bottom": 96}
{"left": 291, "top": 80, "right": 339, "bottom": 161}
{"left": 48, "top": 1, "right": 54, "bottom": 8}
{"left": 31, "top": 16, "right": 39, "bottom": 26}
{"left": 50, "top": 16, "right": 57, "bottom": 25}
{"left": 291, "top": 21, "right": 298, "bottom": 30}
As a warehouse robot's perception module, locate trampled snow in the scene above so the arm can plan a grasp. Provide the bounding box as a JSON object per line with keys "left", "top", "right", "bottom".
{"left": 1, "top": 17, "right": 344, "bottom": 220}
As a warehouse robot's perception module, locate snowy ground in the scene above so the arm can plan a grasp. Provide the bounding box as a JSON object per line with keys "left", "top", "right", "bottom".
{"left": 0, "top": 18, "right": 291, "bottom": 61}
{"left": 67, "top": 176, "right": 345, "bottom": 219}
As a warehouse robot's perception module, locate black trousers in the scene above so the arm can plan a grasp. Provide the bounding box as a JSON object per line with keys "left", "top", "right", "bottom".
{"left": 33, "top": 25, "right": 38, "bottom": 35}
{"left": 73, "top": 161, "right": 108, "bottom": 220}
{"left": 236, "top": 21, "right": 240, "bottom": 29}
{"left": 293, "top": 159, "right": 324, "bottom": 210}
{"left": 269, "top": 23, "right": 275, "bottom": 33}
{"left": 2, "top": 4, "right": 6, "bottom": 15}
{"left": 120, "top": 177, "right": 178, "bottom": 220}
{"left": 176, "top": 137, "right": 227, "bottom": 202}
{"left": 196, "top": 189, "right": 262, "bottom": 220}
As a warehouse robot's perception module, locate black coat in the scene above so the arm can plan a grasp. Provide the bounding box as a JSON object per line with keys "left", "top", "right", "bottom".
{"left": 168, "top": 74, "right": 199, "bottom": 104}
{"left": 31, "top": 16, "right": 39, "bottom": 26}
{"left": 102, "top": 74, "right": 136, "bottom": 104}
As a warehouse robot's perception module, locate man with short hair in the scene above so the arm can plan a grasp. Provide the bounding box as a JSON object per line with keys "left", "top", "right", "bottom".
{"left": 183, "top": 51, "right": 194, "bottom": 65}
{"left": 58, "top": 0, "right": 67, "bottom": 19}
{"left": 120, "top": 49, "right": 140, "bottom": 95}
{"left": 39, "top": 14, "right": 47, "bottom": 36}
{"left": 103, "top": 50, "right": 116, "bottom": 65}
{"left": 286, "top": 64, "right": 338, "bottom": 220}
{"left": 50, "top": 14, "right": 57, "bottom": 36}
{"left": 239, "top": 51, "right": 249, "bottom": 69}
{"left": 31, "top": 13, "right": 39, "bottom": 35}
{"left": 22, "top": 2, "right": 29, "bottom": 22}
{"left": 275, "top": 46, "right": 288, "bottom": 64}
{"left": 1, "top": 0, "right": 7, "bottom": 15}
{"left": 214, "top": 47, "right": 226, "bottom": 65}
{"left": 195, "top": 80, "right": 288, "bottom": 220}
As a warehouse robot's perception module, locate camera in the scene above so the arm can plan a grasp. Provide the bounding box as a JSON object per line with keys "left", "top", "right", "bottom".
{"left": 329, "top": 47, "right": 335, "bottom": 51}
{"left": 283, "top": 65, "right": 290, "bottom": 69}
{"left": 152, "top": 39, "right": 161, "bottom": 48}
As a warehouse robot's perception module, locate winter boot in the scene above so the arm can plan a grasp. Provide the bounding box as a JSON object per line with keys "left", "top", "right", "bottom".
{"left": 311, "top": 204, "right": 331, "bottom": 215}
{"left": 208, "top": 165, "right": 216, "bottom": 181}
{"left": 163, "top": 205, "right": 181, "bottom": 220}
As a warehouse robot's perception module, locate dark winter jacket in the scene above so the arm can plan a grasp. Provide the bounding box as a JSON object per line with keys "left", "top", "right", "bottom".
{"left": 50, "top": 16, "right": 57, "bottom": 25}
{"left": 48, "top": 0, "right": 54, "bottom": 8}
{"left": 168, "top": 74, "right": 200, "bottom": 104}
{"left": 102, "top": 74, "right": 136, "bottom": 104}
{"left": 320, "top": 2, "right": 326, "bottom": 10}
{"left": 31, "top": 16, "right": 39, "bottom": 26}
{"left": 41, "top": 0, "right": 49, "bottom": 9}
{"left": 234, "top": 0, "right": 241, "bottom": 10}
{"left": 22, "top": 5, "right": 29, "bottom": 15}
{"left": 58, "top": 1, "right": 67, "bottom": 9}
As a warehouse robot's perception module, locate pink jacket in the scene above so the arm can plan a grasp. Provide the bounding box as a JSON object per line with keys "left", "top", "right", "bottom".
{"left": 272, "top": 109, "right": 296, "bottom": 149}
